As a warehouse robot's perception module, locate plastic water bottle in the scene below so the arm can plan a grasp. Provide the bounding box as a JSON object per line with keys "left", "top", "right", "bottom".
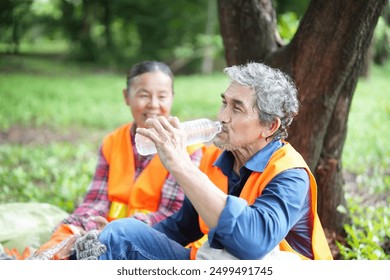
{"left": 135, "top": 118, "right": 222, "bottom": 156}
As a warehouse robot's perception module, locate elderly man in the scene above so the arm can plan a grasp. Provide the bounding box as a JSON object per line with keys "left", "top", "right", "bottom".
{"left": 77, "top": 62, "right": 333, "bottom": 260}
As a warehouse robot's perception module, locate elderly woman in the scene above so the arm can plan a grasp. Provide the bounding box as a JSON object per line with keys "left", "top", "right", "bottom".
{"left": 77, "top": 62, "right": 332, "bottom": 260}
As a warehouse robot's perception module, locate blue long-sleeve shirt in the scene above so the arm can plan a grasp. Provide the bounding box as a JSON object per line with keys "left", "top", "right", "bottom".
{"left": 153, "top": 140, "right": 313, "bottom": 259}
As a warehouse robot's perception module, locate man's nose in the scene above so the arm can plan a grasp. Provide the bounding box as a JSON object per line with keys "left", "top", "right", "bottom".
{"left": 218, "top": 107, "right": 230, "bottom": 123}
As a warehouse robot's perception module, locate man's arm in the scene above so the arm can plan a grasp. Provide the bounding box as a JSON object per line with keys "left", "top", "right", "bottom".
{"left": 132, "top": 148, "right": 203, "bottom": 225}
{"left": 137, "top": 117, "right": 228, "bottom": 229}
{"left": 208, "top": 169, "right": 310, "bottom": 259}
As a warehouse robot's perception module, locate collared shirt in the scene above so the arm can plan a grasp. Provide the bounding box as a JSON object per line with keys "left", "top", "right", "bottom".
{"left": 62, "top": 129, "right": 203, "bottom": 230}
{"left": 154, "top": 140, "right": 313, "bottom": 259}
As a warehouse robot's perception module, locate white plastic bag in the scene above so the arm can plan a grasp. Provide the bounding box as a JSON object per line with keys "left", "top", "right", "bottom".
{"left": 0, "top": 202, "right": 68, "bottom": 253}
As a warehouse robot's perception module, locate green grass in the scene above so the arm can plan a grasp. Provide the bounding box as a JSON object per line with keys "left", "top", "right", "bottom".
{"left": 337, "top": 198, "right": 390, "bottom": 260}
{"left": 0, "top": 58, "right": 128, "bottom": 131}
{"left": 173, "top": 73, "right": 228, "bottom": 120}
{"left": 0, "top": 55, "right": 226, "bottom": 131}
{"left": 0, "top": 54, "right": 389, "bottom": 259}
{"left": 343, "top": 62, "right": 390, "bottom": 194}
{"left": 0, "top": 143, "right": 97, "bottom": 213}
{"left": 336, "top": 63, "right": 390, "bottom": 259}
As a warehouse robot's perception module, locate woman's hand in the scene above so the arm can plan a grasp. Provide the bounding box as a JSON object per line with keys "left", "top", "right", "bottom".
{"left": 91, "top": 216, "right": 109, "bottom": 231}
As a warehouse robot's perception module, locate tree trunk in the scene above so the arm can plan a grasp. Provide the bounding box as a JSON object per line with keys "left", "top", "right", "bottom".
{"left": 218, "top": 0, "right": 282, "bottom": 66}
{"left": 218, "top": 0, "right": 387, "bottom": 239}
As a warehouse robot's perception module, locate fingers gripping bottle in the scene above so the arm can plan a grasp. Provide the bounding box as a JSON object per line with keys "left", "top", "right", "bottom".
{"left": 135, "top": 118, "right": 222, "bottom": 156}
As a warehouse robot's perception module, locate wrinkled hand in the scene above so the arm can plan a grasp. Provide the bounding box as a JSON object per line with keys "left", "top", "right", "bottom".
{"left": 136, "top": 116, "right": 191, "bottom": 172}
{"left": 75, "top": 230, "right": 106, "bottom": 260}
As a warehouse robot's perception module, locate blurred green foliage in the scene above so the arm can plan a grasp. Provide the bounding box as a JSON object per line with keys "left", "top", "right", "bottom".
{"left": 342, "top": 62, "right": 390, "bottom": 194}
{"left": 4, "top": 0, "right": 387, "bottom": 73}
{"left": 337, "top": 198, "right": 390, "bottom": 260}
{"left": 0, "top": 0, "right": 225, "bottom": 72}
{"left": 0, "top": 143, "right": 97, "bottom": 213}
{"left": 374, "top": 15, "right": 390, "bottom": 65}
{"left": 0, "top": 55, "right": 227, "bottom": 131}
{"left": 277, "top": 12, "right": 299, "bottom": 43}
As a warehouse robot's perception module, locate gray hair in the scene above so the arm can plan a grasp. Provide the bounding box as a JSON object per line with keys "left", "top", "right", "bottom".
{"left": 224, "top": 62, "right": 299, "bottom": 140}
{"left": 126, "top": 61, "right": 174, "bottom": 95}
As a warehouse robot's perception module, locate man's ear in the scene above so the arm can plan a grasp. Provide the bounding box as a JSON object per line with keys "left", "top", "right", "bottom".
{"left": 265, "top": 118, "right": 281, "bottom": 138}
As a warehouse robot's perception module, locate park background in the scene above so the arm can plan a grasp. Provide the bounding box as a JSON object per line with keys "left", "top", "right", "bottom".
{"left": 0, "top": 0, "right": 389, "bottom": 260}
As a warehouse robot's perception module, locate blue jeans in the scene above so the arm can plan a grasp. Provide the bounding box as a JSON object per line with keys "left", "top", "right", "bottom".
{"left": 98, "top": 218, "right": 191, "bottom": 260}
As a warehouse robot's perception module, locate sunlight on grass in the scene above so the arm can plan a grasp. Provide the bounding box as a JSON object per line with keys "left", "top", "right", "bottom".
{"left": 0, "top": 56, "right": 228, "bottom": 130}
{"left": 173, "top": 73, "right": 228, "bottom": 121}
{"left": 342, "top": 63, "right": 390, "bottom": 193}
{"left": 0, "top": 72, "right": 129, "bottom": 130}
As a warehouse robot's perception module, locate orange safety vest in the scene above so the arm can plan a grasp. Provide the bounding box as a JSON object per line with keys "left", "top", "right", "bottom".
{"left": 190, "top": 143, "right": 333, "bottom": 260}
{"left": 102, "top": 123, "right": 204, "bottom": 221}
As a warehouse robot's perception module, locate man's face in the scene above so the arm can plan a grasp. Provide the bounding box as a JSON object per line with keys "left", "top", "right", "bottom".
{"left": 214, "top": 82, "right": 264, "bottom": 151}
{"left": 124, "top": 71, "right": 173, "bottom": 128}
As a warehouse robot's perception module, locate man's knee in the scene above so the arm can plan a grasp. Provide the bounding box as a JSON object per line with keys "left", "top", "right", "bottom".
{"left": 99, "top": 218, "right": 147, "bottom": 244}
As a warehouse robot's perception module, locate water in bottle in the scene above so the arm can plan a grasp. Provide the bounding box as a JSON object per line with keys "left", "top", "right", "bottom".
{"left": 135, "top": 118, "right": 222, "bottom": 156}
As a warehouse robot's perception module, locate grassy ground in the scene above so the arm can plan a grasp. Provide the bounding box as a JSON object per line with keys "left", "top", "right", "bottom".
{"left": 337, "top": 62, "right": 390, "bottom": 259}
{"left": 0, "top": 54, "right": 227, "bottom": 212}
{"left": 0, "top": 54, "right": 389, "bottom": 259}
{"left": 342, "top": 62, "right": 390, "bottom": 195}
{"left": 0, "top": 54, "right": 227, "bottom": 131}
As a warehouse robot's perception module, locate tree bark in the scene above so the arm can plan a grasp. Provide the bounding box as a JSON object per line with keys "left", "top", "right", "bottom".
{"left": 218, "top": 0, "right": 282, "bottom": 66}
{"left": 217, "top": 0, "right": 387, "bottom": 238}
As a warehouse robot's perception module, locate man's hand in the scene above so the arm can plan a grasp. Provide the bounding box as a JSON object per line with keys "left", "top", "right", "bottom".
{"left": 136, "top": 116, "right": 192, "bottom": 173}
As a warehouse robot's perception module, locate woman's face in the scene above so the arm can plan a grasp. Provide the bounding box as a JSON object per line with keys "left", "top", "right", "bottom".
{"left": 124, "top": 71, "right": 173, "bottom": 129}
